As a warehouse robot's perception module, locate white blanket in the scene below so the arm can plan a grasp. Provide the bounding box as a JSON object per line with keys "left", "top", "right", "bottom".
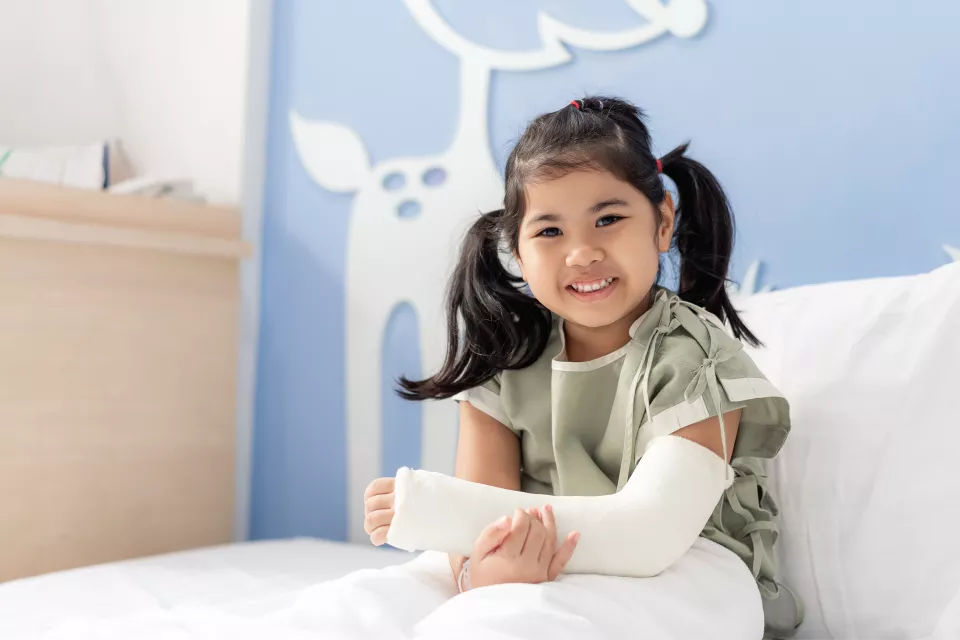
{"left": 16, "top": 539, "right": 764, "bottom": 640}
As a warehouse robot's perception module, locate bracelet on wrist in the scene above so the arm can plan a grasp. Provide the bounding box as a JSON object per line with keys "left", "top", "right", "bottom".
{"left": 457, "top": 558, "right": 471, "bottom": 593}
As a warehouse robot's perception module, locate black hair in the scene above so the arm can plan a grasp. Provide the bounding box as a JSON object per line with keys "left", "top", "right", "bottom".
{"left": 398, "top": 96, "right": 759, "bottom": 401}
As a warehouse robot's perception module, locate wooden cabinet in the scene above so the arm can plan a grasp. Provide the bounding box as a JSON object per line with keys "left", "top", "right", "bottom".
{"left": 0, "top": 179, "right": 250, "bottom": 581}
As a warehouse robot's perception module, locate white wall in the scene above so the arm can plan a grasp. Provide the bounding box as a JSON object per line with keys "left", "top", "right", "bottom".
{"left": 0, "top": 0, "right": 252, "bottom": 204}
{"left": 234, "top": 0, "right": 273, "bottom": 542}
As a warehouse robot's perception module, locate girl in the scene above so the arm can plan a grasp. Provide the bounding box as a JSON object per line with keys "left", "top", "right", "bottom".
{"left": 358, "top": 96, "right": 801, "bottom": 639}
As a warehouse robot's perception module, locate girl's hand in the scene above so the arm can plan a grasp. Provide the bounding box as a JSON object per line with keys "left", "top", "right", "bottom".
{"left": 363, "top": 477, "right": 395, "bottom": 546}
{"left": 541, "top": 505, "right": 581, "bottom": 581}
{"left": 468, "top": 505, "right": 580, "bottom": 590}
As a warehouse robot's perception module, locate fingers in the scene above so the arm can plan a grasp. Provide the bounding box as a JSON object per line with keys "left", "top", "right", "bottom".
{"left": 539, "top": 505, "right": 558, "bottom": 564}
{"left": 364, "top": 493, "right": 392, "bottom": 515}
{"left": 472, "top": 515, "right": 512, "bottom": 558}
{"left": 364, "top": 508, "right": 394, "bottom": 535}
{"left": 499, "top": 509, "right": 532, "bottom": 557}
{"left": 363, "top": 478, "right": 395, "bottom": 547}
{"left": 364, "top": 477, "right": 394, "bottom": 501}
{"left": 548, "top": 531, "right": 581, "bottom": 581}
{"left": 363, "top": 478, "right": 397, "bottom": 547}
{"left": 365, "top": 506, "right": 394, "bottom": 546}
{"left": 520, "top": 508, "right": 546, "bottom": 557}
{"left": 370, "top": 525, "right": 390, "bottom": 546}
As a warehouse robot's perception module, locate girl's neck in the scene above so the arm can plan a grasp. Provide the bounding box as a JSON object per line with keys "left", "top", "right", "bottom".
{"left": 562, "top": 290, "right": 654, "bottom": 362}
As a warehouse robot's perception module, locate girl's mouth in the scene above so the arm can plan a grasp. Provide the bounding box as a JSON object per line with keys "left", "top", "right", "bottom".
{"left": 567, "top": 277, "right": 618, "bottom": 301}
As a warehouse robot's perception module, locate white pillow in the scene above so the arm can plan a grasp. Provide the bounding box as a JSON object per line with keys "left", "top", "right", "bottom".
{"left": 0, "top": 142, "right": 107, "bottom": 189}
{"left": 737, "top": 262, "right": 960, "bottom": 639}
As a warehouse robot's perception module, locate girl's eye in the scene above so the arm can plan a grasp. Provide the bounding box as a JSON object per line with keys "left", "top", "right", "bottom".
{"left": 597, "top": 215, "right": 624, "bottom": 228}
{"left": 535, "top": 227, "right": 561, "bottom": 238}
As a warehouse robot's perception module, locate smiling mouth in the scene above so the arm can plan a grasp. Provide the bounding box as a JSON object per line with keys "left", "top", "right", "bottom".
{"left": 567, "top": 277, "right": 618, "bottom": 301}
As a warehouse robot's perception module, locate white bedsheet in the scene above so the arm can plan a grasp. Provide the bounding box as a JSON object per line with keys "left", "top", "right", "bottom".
{"left": 0, "top": 538, "right": 406, "bottom": 639}
{"left": 0, "top": 537, "right": 764, "bottom": 639}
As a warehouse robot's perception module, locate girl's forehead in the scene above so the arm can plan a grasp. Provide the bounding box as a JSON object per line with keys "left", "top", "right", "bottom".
{"left": 524, "top": 169, "right": 637, "bottom": 210}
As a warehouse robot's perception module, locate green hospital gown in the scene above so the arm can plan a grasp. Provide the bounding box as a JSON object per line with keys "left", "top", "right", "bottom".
{"left": 454, "top": 287, "right": 803, "bottom": 639}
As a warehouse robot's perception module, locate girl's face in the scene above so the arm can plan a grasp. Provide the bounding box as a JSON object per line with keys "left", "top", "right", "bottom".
{"left": 516, "top": 169, "right": 674, "bottom": 331}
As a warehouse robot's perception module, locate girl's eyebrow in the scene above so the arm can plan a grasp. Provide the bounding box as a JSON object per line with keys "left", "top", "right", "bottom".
{"left": 525, "top": 198, "right": 629, "bottom": 227}
{"left": 591, "top": 198, "right": 629, "bottom": 213}
{"left": 525, "top": 212, "right": 559, "bottom": 226}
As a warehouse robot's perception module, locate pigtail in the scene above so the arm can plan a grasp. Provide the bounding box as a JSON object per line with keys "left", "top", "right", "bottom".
{"left": 397, "top": 209, "right": 552, "bottom": 400}
{"left": 660, "top": 144, "right": 761, "bottom": 347}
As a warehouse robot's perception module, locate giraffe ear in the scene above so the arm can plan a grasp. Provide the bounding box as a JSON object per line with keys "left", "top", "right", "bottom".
{"left": 290, "top": 111, "right": 371, "bottom": 193}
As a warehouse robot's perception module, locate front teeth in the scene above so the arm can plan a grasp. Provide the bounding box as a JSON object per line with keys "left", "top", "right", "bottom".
{"left": 573, "top": 277, "right": 614, "bottom": 293}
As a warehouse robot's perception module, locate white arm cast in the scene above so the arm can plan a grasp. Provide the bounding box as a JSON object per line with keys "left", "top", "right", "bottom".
{"left": 386, "top": 435, "right": 732, "bottom": 577}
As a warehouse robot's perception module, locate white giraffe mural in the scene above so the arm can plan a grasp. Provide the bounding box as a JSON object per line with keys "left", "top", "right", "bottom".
{"left": 290, "top": 0, "right": 710, "bottom": 543}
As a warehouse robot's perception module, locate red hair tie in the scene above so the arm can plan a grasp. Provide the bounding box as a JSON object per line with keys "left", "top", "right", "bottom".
{"left": 656, "top": 159, "right": 663, "bottom": 173}
{"left": 569, "top": 100, "right": 581, "bottom": 110}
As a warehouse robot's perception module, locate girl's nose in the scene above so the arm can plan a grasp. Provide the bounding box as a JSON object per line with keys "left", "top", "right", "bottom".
{"left": 565, "top": 244, "right": 604, "bottom": 268}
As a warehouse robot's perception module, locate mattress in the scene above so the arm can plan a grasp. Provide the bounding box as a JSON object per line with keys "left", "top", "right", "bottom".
{"left": 0, "top": 537, "right": 769, "bottom": 640}
{"left": 0, "top": 538, "right": 407, "bottom": 639}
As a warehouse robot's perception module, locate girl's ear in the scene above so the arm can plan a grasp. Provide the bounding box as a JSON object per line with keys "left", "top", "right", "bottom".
{"left": 657, "top": 192, "right": 676, "bottom": 253}
{"left": 515, "top": 253, "right": 526, "bottom": 282}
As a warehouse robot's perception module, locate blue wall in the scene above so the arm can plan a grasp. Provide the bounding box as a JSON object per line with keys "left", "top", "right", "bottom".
{"left": 251, "top": 0, "right": 960, "bottom": 541}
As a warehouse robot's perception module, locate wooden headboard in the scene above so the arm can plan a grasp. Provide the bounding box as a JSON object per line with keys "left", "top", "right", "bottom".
{"left": 0, "top": 179, "right": 250, "bottom": 582}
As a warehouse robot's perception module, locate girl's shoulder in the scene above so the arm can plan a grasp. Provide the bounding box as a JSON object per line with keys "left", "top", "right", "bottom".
{"left": 644, "top": 292, "right": 791, "bottom": 460}
{"left": 496, "top": 314, "right": 565, "bottom": 386}
{"left": 648, "top": 289, "right": 761, "bottom": 378}
{"left": 455, "top": 316, "right": 561, "bottom": 432}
